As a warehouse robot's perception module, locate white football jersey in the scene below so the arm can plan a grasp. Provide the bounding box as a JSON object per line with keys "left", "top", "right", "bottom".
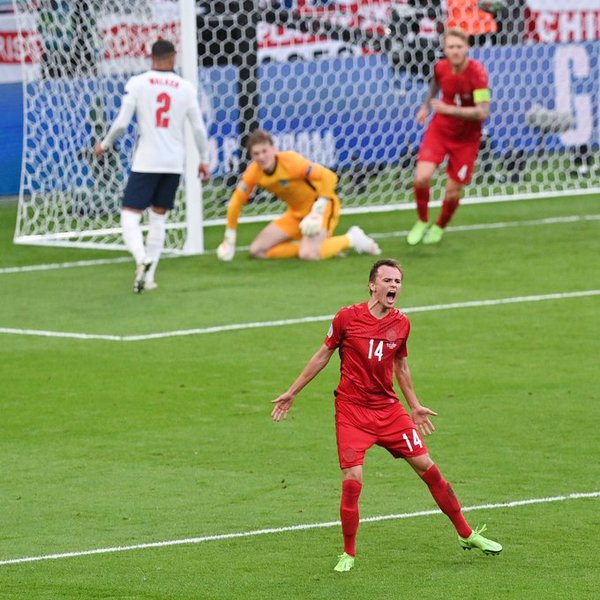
{"left": 102, "top": 69, "right": 209, "bottom": 174}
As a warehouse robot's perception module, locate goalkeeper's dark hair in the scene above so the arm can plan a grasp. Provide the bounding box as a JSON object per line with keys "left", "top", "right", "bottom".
{"left": 369, "top": 259, "right": 404, "bottom": 292}
{"left": 246, "top": 129, "right": 274, "bottom": 152}
{"left": 151, "top": 40, "right": 176, "bottom": 58}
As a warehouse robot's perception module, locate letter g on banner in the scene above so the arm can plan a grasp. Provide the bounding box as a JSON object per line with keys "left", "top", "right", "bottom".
{"left": 554, "top": 45, "right": 593, "bottom": 146}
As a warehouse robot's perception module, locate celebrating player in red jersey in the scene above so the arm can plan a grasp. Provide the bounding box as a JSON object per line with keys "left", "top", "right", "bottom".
{"left": 407, "top": 28, "right": 491, "bottom": 246}
{"left": 271, "top": 259, "right": 502, "bottom": 572}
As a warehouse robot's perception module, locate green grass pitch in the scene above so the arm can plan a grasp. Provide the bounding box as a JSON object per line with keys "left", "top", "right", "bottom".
{"left": 0, "top": 194, "right": 599, "bottom": 599}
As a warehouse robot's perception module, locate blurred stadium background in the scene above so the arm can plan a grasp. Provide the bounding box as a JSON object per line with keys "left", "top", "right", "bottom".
{"left": 0, "top": 1, "right": 598, "bottom": 250}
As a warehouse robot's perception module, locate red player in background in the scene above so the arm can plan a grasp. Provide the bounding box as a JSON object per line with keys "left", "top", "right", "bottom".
{"left": 407, "top": 28, "right": 491, "bottom": 246}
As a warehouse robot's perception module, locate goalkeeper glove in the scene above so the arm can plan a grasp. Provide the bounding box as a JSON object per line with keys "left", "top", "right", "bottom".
{"left": 216, "top": 228, "right": 236, "bottom": 261}
{"left": 300, "top": 197, "right": 329, "bottom": 237}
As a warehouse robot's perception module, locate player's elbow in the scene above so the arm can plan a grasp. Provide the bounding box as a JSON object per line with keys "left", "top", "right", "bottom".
{"left": 321, "top": 168, "right": 339, "bottom": 190}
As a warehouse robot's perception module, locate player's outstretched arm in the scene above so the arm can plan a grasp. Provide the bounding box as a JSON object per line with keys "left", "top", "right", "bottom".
{"left": 217, "top": 175, "right": 254, "bottom": 261}
{"left": 394, "top": 355, "right": 437, "bottom": 435}
{"left": 271, "top": 344, "right": 335, "bottom": 421}
{"left": 217, "top": 192, "right": 243, "bottom": 261}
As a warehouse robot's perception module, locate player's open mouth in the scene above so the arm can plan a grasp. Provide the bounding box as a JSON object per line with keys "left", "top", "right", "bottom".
{"left": 386, "top": 291, "right": 396, "bottom": 301}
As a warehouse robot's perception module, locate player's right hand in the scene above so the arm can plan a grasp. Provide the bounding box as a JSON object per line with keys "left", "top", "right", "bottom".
{"left": 416, "top": 105, "right": 429, "bottom": 125}
{"left": 271, "top": 391, "right": 295, "bottom": 421}
{"left": 216, "top": 227, "right": 236, "bottom": 261}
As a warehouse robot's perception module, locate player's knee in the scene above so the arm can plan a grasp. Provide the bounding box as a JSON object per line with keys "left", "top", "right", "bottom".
{"left": 249, "top": 241, "right": 266, "bottom": 259}
{"left": 298, "top": 246, "right": 320, "bottom": 261}
{"left": 342, "top": 468, "right": 363, "bottom": 484}
{"left": 414, "top": 174, "right": 431, "bottom": 189}
{"left": 410, "top": 454, "right": 435, "bottom": 477}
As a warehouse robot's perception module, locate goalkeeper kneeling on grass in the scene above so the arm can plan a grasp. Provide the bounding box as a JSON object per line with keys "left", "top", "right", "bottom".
{"left": 217, "top": 130, "right": 381, "bottom": 262}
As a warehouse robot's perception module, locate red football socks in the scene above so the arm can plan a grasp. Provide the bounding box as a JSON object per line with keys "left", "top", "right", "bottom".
{"left": 421, "top": 465, "right": 472, "bottom": 539}
{"left": 340, "top": 479, "right": 362, "bottom": 556}
{"left": 437, "top": 197, "right": 460, "bottom": 228}
{"left": 414, "top": 185, "right": 430, "bottom": 222}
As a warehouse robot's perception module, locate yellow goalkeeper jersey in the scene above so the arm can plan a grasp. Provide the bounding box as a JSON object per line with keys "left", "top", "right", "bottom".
{"left": 226, "top": 151, "right": 339, "bottom": 229}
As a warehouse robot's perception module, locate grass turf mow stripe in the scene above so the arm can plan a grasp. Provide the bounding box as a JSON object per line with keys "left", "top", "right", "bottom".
{"left": 0, "top": 290, "right": 598, "bottom": 342}
{"left": 1, "top": 214, "right": 598, "bottom": 276}
{"left": 0, "top": 491, "right": 597, "bottom": 567}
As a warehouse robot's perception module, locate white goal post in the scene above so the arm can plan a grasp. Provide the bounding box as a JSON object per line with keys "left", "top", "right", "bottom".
{"left": 11, "top": 0, "right": 600, "bottom": 253}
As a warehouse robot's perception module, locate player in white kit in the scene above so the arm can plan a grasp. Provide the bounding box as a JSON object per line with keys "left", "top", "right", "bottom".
{"left": 94, "top": 40, "right": 210, "bottom": 293}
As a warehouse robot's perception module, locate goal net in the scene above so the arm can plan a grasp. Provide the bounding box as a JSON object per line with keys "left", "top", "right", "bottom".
{"left": 12, "top": 0, "right": 600, "bottom": 252}
{"left": 12, "top": 0, "right": 193, "bottom": 252}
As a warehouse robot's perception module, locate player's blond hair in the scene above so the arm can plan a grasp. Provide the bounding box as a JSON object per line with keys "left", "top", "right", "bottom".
{"left": 443, "top": 28, "right": 470, "bottom": 45}
{"left": 246, "top": 129, "right": 274, "bottom": 153}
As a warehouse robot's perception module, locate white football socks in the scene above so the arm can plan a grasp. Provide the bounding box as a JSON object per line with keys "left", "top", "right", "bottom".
{"left": 145, "top": 209, "right": 167, "bottom": 283}
{"left": 120, "top": 209, "right": 146, "bottom": 265}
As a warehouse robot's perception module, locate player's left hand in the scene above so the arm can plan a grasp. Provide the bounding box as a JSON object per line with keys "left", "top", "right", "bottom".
{"left": 198, "top": 163, "right": 210, "bottom": 182}
{"left": 271, "top": 392, "right": 295, "bottom": 421}
{"left": 93, "top": 142, "right": 104, "bottom": 157}
{"left": 300, "top": 212, "right": 323, "bottom": 237}
{"left": 430, "top": 99, "right": 454, "bottom": 116}
{"left": 411, "top": 405, "right": 438, "bottom": 436}
{"left": 300, "top": 197, "right": 329, "bottom": 238}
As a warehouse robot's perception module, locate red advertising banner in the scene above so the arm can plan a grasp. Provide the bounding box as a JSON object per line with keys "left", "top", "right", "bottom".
{"left": 1, "top": 1, "right": 598, "bottom": 83}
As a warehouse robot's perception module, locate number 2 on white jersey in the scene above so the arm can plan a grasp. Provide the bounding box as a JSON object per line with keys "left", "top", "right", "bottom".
{"left": 155, "top": 92, "right": 171, "bottom": 128}
{"left": 368, "top": 339, "right": 384, "bottom": 361}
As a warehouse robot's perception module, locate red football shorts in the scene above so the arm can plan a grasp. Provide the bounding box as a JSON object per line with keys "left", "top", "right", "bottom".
{"left": 335, "top": 399, "right": 428, "bottom": 469}
{"left": 418, "top": 124, "right": 481, "bottom": 185}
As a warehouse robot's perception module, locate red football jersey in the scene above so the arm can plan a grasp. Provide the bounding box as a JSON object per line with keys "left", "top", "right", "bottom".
{"left": 431, "top": 58, "right": 489, "bottom": 141}
{"left": 324, "top": 302, "right": 411, "bottom": 409}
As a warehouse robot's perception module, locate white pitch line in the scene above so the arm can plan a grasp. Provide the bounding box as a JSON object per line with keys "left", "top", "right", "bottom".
{"left": 0, "top": 491, "right": 597, "bottom": 567}
{"left": 0, "top": 328, "right": 123, "bottom": 342}
{"left": 369, "top": 213, "right": 600, "bottom": 239}
{"left": 1, "top": 290, "right": 598, "bottom": 342}
{"left": 0, "top": 256, "right": 132, "bottom": 275}
{"left": 1, "top": 214, "right": 598, "bottom": 275}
